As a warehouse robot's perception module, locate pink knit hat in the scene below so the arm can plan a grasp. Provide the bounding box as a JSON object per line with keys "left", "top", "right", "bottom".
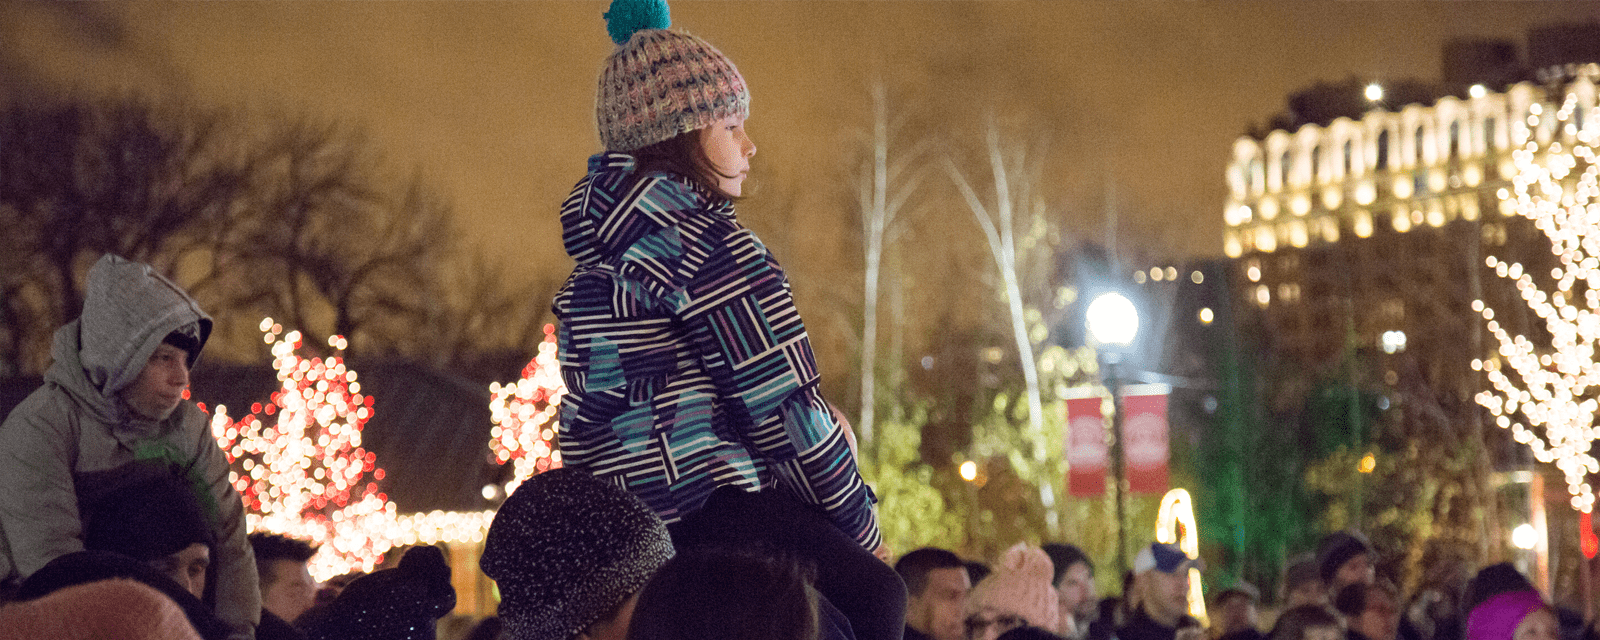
{"left": 1466, "top": 590, "right": 1547, "bottom": 640}
{"left": 965, "top": 542, "right": 1061, "bottom": 632}
{"left": 596, "top": 0, "right": 750, "bottom": 152}
{"left": 0, "top": 578, "right": 202, "bottom": 640}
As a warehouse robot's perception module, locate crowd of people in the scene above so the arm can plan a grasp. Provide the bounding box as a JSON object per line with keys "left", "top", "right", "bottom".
{"left": 893, "top": 531, "right": 1581, "bottom": 640}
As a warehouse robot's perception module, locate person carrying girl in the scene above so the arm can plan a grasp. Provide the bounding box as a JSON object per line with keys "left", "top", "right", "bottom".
{"left": 550, "top": 0, "right": 906, "bottom": 638}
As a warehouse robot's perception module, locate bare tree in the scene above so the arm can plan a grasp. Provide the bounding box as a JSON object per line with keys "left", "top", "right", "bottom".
{"left": 943, "top": 116, "right": 1048, "bottom": 464}
{"left": 852, "top": 81, "right": 929, "bottom": 446}
{"left": 421, "top": 251, "right": 558, "bottom": 371}
{"left": 0, "top": 95, "right": 250, "bottom": 372}
{"left": 190, "top": 118, "right": 456, "bottom": 360}
{"left": 1, "top": 94, "right": 534, "bottom": 376}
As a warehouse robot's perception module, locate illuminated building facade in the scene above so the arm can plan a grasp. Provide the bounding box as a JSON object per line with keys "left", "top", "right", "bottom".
{"left": 1217, "top": 47, "right": 1600, "bottom": 566}
{"left": 1223, "top": 66, "right": 1598, "bottom": 362}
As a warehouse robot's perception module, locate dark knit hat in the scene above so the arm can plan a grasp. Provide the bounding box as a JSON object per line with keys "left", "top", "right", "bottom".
{"left": 1042, "top": 543, "right": 1093, "bottom": 587}
{"left": 302, "top": 545, "right": 456, "bottom": 640}
{"left": 82, "top": 469, "right": 216, "bottom": 562}
{"left": 596, "top": 0, "right": 750, "bottom": 152}
{"left": 1462, "top": 563, "right": 1538, "bottom": 618}
{"left": 1316, "top": 531, "right": 1373, "bottom": 583}
{"left": 1282, "top": 554, "right": 1321, "bottom": 595}
{"left": 480, "top": 468, "right": 674, "bottom": 640}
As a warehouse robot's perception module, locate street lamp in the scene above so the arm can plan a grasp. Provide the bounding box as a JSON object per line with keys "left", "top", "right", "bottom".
{"left": 1087, "top": 293, "right": 1139, "bottom": 349}
{"left": 1086, "top": 291, "right": 1140, "bottom": 571}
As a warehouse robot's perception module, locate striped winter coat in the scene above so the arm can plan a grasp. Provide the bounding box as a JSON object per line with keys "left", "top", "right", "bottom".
{"left": 552, "top": 153, "right": 881, "bottom": 550}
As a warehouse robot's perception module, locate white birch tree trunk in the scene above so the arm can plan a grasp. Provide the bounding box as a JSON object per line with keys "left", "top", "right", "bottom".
{"left": 855, "top": 81, "right": 926, "bottom": 446}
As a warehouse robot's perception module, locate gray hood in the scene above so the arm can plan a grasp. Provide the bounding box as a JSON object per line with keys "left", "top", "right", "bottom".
{"left": 44, "top": 255, "right": 211, "bottom": 419}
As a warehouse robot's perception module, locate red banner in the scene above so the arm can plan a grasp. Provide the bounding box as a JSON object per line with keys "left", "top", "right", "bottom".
{"left": 1121, "top": 388, "right": 1169, "bottom": 495}
{"left": 1065, "top": 395, "right": 1108, "bottom": 497}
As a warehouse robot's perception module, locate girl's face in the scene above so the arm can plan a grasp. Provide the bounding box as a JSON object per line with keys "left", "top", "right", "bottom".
{"left": 1514, "top": 608, "right": 1559, "bottom": 640}
{"left": 700, "top": 115, "right": 756, "bottom": 196}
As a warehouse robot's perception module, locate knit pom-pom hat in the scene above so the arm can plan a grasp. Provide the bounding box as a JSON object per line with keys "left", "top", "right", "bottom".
{"left": 480, "top": 468, "right": 675, "bottom": 640}
{"left": 0, "top": 579, "right": 203, "bottom": 640}
{"left": 965, "top": 543, "right": 1061, "bottom": 632}
{"left": 596, "top": 0, "right": 750, "bottom": 152}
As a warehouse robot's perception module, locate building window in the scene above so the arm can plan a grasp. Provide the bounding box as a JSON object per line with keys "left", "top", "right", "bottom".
{"left": 1281, "top": 151, "right": 1292, "bottom": 187}
{"left": 1377, "top": 130, "right": 1390, "bottom": 170}
{"left": 1250, "top": 158, "right": 1264, "bottom": 194}
{"left": 1343, "top": 140, "right": 1353, "bottom": 176}
{"left": 1485, "top": 117, "right": 1496, "bottom": 152}
{"left": 1415, "top": 126, "right": 1426, "bottom": 165}
{"left": 1311, "top": 145, "right": 1321, "bottom": 182}
{"left": 1449, "top": 120, "right": 1460, "bottom": 159}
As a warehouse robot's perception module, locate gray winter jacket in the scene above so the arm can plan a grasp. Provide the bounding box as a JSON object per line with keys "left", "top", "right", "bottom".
{"left": 0, "top": 255, "right": 260, "bottom": 639}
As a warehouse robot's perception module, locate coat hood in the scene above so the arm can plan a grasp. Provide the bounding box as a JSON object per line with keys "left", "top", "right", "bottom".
{"left": 45, "top": 255, "right": 211, "bottom": 415}
{"left": 560, "top": 152, "right": 734, "bottom": 267}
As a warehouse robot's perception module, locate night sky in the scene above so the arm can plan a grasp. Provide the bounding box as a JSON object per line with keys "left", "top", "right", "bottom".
{"left": 7, "top": 1, "right": 1598, "bottom": 292}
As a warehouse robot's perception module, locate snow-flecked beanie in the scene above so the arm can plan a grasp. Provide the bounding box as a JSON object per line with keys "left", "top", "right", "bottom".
{"left": 1466, "top": 590, "right": 1547, "bottom": 640}
{"left": 596, "top": 0, "right": 749, "bottom": 152}
{"left": 302, "top": 545, "right": 456, "bottom": 640}
{"left": 480, "top": 468, "right": 675, "bottom": 640}
{"left": 965, "top": 543, "right": 1061, "bottom": 632}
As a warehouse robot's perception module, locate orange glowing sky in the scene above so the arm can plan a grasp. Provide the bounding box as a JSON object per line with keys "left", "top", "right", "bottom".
{"left": 7, "top": 1, "right": 1597, "bottom": 292}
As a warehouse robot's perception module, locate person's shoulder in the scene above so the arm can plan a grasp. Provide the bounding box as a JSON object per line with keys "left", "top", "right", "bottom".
{"left": 0, "top": 383, "right": 76, "bottom": 437}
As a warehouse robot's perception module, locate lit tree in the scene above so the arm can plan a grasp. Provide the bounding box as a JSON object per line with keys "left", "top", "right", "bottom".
{"left": 1474, "top": 82, "right": 1600, "bottom": 513}
{"left": 487, "top": 324, "right": 566, "bottom": 495}
{"left": 209, "top": 318, "right": 398, "bottom": 579}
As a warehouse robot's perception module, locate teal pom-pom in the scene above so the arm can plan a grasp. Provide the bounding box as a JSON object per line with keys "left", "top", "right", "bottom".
{"left": 604, "top": 0, "right": 671, "bottom": 45}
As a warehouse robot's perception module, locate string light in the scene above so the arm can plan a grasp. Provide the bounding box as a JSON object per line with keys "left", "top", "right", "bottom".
{"left": 1476, "top": 86, "right": 1600, "bottom": 513}
{"left": 209, "top": 319, "right": 397, "bottom": 580}
{"left": 487, "top": 324, "right": 566, "bottom": 495}
{"left": 203, "top": 321, "right": 573, "bottom": 580}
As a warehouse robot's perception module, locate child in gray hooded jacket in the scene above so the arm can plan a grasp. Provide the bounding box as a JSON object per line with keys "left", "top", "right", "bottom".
{"left": 0, "top": 254, "right": 259, "bottom": 640}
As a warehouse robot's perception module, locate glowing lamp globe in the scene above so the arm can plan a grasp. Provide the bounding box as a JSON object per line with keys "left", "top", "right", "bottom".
{"left": 1087, "top": 292, "right": 1140, "bottom": 347}
{"left": 1512, "top": 523, "right": 1539, "bottom": 550}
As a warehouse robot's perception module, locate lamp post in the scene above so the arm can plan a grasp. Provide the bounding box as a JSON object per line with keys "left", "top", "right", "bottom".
{"left": 1086, "top": 291, "right": 1140, "bottom": 572}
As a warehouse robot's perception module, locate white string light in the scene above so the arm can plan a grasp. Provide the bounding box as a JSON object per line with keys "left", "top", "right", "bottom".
{"left": 487, "top": 324, "right": 566, "bottom": 495}
{"left": 202, "top": 320, "right": 573, "bottom": 580}
{"left": 209, "top": 319, "right": 398, "bottom": 580}
{"left": 1475, "top": 86, "right": 1600, "bottom": 513}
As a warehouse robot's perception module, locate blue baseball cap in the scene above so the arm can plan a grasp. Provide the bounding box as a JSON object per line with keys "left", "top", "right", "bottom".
{"left": 1134, "top": 543, "right": 1203, "bottom": 574}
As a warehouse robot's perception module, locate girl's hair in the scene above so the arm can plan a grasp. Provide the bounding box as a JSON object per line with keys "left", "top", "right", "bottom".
{"left": 1269, "top": 605, "right": 1344, "bottom": 640}
{"left": 625, "top": 546, "right": 818, "bottom": 640}
{"left": 631, "top": 128, "right": 743, "bottom": 201}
